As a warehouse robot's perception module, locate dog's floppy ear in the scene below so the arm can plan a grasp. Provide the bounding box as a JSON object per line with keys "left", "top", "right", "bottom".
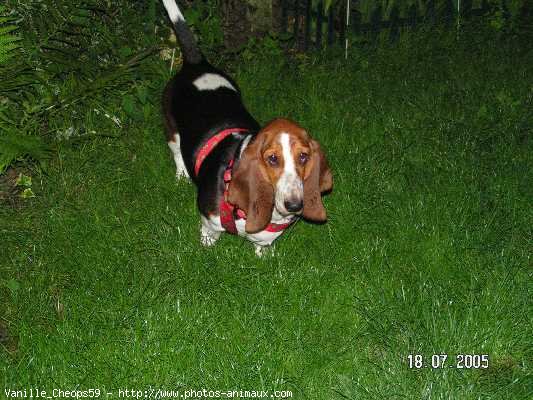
{"left": 302, "top": 139, "right": 333, "bottom": 222}
{"left": 228, "top": 138, "right": 274, "bottom": 233}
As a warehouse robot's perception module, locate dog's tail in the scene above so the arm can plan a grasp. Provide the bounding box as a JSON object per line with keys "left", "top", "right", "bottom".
{"left": 162, "top": 0, "right": 203, "bottom": 64}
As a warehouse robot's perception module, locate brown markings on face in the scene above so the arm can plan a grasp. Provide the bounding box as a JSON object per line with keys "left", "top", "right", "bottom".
{"left": 259, "top": 119, "right": 333, "bottom": 222}
{"left": 257, "top": 118, "right": 312, "bottom": 187}
{"left": 228, "top": 118, "right": 332, "bottom": 232}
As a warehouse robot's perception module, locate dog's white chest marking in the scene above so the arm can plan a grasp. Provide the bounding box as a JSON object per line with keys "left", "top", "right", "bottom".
{"left": 193, "top": 73, "right": 236, "bottom": 92}
{"left": 201, "top": 215, "right": 287, "bottom": 247}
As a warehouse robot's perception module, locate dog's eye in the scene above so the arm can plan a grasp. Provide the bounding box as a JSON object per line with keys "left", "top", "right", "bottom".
{"left": 267, "top": 154, "right": 279, "bottom": 166}
{"left": 299, "top": 152, "right": 309, "bottom": 164}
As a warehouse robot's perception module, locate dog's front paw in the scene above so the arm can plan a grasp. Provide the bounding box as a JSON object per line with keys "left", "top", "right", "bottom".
{"left": 175, "top": 165, "right": 190, "bottom": 180}
{"left": 254, "top": 244, "right": 274, "bottom": 257}
{"left": 200, "top": 224, "right": 220, "bottom": 247}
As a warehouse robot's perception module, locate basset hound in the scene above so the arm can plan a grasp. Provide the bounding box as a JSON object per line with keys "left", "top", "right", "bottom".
{"left": 161, "top": 0, "right": 333, "bottom": 256}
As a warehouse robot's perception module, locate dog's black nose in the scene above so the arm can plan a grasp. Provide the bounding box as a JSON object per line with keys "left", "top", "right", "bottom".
{"left": 284, "top": 199, "right": 303, "bottom": 213}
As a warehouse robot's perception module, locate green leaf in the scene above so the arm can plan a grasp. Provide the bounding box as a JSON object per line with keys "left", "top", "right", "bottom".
{"left": 0, "top": 130, "right": 51, "bottom": 174}
{"left": 4, "top": 279, "right": 20, "bottom": 294}
{"left": 136, "top": 85, "right": 148, "bottom": 105}
{"left": 15, "top": 173, "right": 32, "bottom": 188}
{"left": 20, "top": 187, "right": 35, "bottom": 199}
{"left": 122, "top": 94, "right": 137, "bottom": 117}
{"left": 0, "top": 6, "right": 21, "bottom": 66}
{"left": 119, "top": 46, "right": 133, "bottom": 58}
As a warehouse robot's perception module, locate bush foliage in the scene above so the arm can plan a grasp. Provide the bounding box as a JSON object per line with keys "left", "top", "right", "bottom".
{"left": 0, "top": 0, "right": 528, "bottom": 174}
{"left": 0, "top": 0, "right": 165, "bottom": 174}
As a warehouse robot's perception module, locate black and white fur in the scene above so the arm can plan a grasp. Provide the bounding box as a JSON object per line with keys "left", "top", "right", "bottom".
{"left": 161, "top": 0, "right": 294, "bottom": 256}
{"left": 161, "top": 0, "right": 336, "bottom": 257}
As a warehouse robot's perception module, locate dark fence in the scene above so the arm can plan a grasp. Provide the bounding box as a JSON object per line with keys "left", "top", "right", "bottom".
{"left": 280, "top": 0, "right": 512, "bottom": 50}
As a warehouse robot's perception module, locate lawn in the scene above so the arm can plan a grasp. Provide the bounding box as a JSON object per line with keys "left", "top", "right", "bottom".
{"left": 1, "top": 29, "right": 531, "bottom": 399}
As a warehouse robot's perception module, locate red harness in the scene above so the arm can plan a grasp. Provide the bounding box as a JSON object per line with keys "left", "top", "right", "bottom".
{"left": 194, "top": 128, "right": 249, "bottom": 176}
{"left": 195, "top": 128, "right": 295, "bottom": 235}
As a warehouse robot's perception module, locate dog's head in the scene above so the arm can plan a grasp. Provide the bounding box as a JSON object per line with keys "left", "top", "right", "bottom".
{"left": 228, "top": 118, "right": 333, "bottom": 233}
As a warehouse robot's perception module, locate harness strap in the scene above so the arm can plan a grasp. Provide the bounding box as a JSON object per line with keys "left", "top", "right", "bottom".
{"left": 219, "top": 160, "right": 238, "bottom": 234}
{"left": 220, "top": 160, "right": 295, "bottom": 235}
{"left": 194, "top": 128, "right": 249, "bottom": 177}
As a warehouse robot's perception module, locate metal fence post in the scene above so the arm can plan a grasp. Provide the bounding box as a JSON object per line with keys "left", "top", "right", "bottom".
{"left": 327, "top": 5, "right": 335, "bottom": 46}
{"left": 389, "top": 5, "right": 400, "bottom": 43}
{"left": 370, "top": 4, "right": 382, "bottom": 43}
{"left": 304, "top": 0, "right": 311, "bottom": 50}
{"left": 316, "top": 1, "right": 324, "bottom": 49}
{"left": 281, "top": 0, "right": 288, "bottom": 34}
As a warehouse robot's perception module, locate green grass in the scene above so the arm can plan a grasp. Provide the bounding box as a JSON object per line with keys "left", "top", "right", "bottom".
{"left": 1, "top": 31, "right": 531, "bottom": 399}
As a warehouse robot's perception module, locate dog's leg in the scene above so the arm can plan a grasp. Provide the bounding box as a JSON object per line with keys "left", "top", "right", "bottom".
{"left": 200, "top": 216, "right": 221, "bottom": 247}
{"left": 168, "top": 133, "right": 190, "bottom": 180}
{"left": 254, "top": 244, "right": 270, "bottom": 257}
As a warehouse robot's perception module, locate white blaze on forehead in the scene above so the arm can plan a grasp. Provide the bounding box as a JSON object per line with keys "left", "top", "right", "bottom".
{"left": 275, "top": 132, "right": 303, "bottom": 214}
{"left": 193, "top": 73, "right": 236, "bottom": 91}
{"left": 162, "top": 0, "right": 185, "bottom": 23}
{"left": 280, "top": 133, "right": 296, "bottom": 176}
